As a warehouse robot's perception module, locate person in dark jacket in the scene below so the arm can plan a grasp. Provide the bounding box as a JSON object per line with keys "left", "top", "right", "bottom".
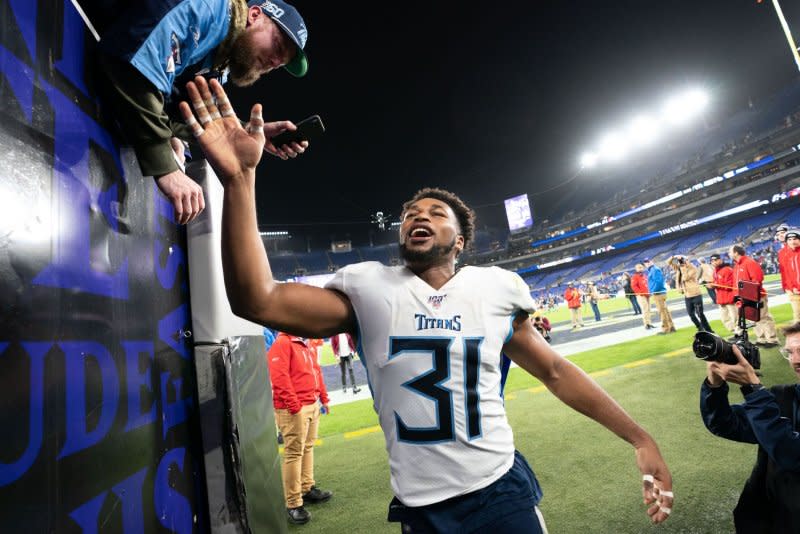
{"left": 97, "top": 0, "right": 310, "bottom": 224}
{"left": 700, "top": 322, "right": 800, "bottom": 533}
{"left": 621, "top": 272, "right": 642, "bottom": 315}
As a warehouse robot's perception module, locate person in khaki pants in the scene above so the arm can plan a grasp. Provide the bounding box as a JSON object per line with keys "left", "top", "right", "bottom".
{"left": 632, "top": 265, "right": 655, "bottom": 330}
{"left": 779, "top": 229, "right": 800, "bottom": 323}
{"left": 730, "top": 245, "right": 778, "bottom": 347}
{"left": 268, "top": 333, "right": 333, "bottom": 525}
{"left": 710, "top": 254, "right": 739, "bottom": 336}
{"left": 564, "top": 282, "right": 584, "bottom": 329}
{"left": 669, "top": 256, "right": 713, "bottom": 332}
{"left": 644, "top": 259, "right": 675, "bottom": 334}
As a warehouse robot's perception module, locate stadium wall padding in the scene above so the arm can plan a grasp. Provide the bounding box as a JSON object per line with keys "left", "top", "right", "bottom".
{"left": 187, "top": 161, "right": 286, "bottom": 534}
{"left": 0, "top": 1, "right": 284, "bottom": 532}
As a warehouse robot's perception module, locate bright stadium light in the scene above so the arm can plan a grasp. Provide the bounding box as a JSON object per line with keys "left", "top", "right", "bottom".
{"left": 577, "top": 87, "right": 710, "bottom": 170}
{"left": 580, "top": 152, "right": 598, "bottom": 168}
{"left": 685, "top": 88, "right": 709, "bottom": 112}
{"left": 662, "top": 88, "right": 709, "bottom": 125}
{"left": 662, "top": 95, "right": 691, "bottom": 125}
{"left": 599, "top": 132, "right": 627, "bottom": 161}
{"left": 628, "top": 114, "right": 659, "bottom": 146}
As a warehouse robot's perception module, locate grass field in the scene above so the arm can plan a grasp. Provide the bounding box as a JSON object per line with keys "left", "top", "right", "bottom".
{"left": 290, "top": 303, "right": 795, "bottom": 533}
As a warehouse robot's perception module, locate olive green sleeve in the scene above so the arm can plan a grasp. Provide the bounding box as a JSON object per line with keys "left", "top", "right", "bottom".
{"left": 96, "top": 54, "right": 182, "bottom": 177}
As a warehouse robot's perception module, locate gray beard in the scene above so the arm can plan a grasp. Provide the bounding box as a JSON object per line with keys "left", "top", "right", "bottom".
{"left": 399, "top": 236, "right": 457, "bottom": 265}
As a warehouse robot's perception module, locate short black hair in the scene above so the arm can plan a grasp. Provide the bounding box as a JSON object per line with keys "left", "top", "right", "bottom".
{"left": 402, "top": 188, "right": 476, "bottom": 251}
{"left": 731, "top": 244, "right": 746, "bottom": 256}
{"left": 782, "top": 322, "right": 800, "bottom": 337}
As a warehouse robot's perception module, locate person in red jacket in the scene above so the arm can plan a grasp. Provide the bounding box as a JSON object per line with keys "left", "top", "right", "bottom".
{"left": 710, "top": 254, "right": 738, "bottom": 336}
{"left": 564, "top": 282, "right": 584, "bottom": 329}
{"left": 729, "top": 245, "right": 778, "bottom": 346}
{"left": 779, "top": 229, "right": 800, "bottom": 323}
{"left": 631, "top": 264, "right": 655, "bottom": 330}
{"left": 268, "top": 333, "right": 332, "bottom": 524}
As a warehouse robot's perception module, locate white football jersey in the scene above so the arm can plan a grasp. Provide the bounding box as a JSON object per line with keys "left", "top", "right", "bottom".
{"left": 325, "top": 262, "right": 536, "bottom": 506}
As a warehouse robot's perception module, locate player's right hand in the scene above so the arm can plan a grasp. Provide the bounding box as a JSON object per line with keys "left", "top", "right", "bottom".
{"left": 155, "top": 169, "right": 205, "bottom": 225}
{"left": 636, "top": 441, "right": 674, "bottom": 524}
{"left": 179, "top": 77, "right": 265, "bottom": 184}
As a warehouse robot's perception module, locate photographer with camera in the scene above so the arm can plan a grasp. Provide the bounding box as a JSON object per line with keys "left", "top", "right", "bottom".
{"left": 668, "top": 255, "right": 713, "bottom": 333}
{"left": 699, "top": 322, "right": 800, "bottom": 533}
{"left": 531, "top": 312, "right": 552, "bottom": 343}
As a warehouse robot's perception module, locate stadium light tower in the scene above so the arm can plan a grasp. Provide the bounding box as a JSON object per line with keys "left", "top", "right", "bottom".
{"left": 598, "top": 132, "right": 627, "bottom": 162}
{"left": 769, "top": 0, "right": 800, "bottom": 74}
{"left": 580, "top": 152, "right": 598, "bottom": 169}
{"left": 578, "top": 87, "right": 709, "bottom": 170}
{"left": 628, "top": 114, "right": 658, "bottom": 146}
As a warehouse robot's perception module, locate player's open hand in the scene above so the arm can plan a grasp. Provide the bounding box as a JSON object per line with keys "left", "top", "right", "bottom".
{"left": 636, "top": 441, "right": 674, "bottom": 524}
{"left": 178, "top": 76, "right": 264, "bottom": 182}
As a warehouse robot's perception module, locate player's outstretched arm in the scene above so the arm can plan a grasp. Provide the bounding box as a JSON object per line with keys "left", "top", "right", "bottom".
{"left": 502, "top": 313, "right": 674, "bottom": 524}
{"left": 179, "top": 77, "right": 355, "bottom": 338}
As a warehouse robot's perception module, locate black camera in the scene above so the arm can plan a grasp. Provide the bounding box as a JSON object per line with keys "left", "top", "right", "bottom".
{"left": 693, "top": 279, "right": 763, "bottom": 369}
{"left": 692, "top": 331, "right": 761, "bottom": 369}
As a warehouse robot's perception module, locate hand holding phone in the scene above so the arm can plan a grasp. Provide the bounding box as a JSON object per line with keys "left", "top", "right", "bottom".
{"left": 270, "top": 115, "right": 325, "bottom": 147}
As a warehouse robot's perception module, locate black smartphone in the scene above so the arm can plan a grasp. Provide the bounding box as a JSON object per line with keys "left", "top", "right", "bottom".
{"left": 270, "top": 115, "right": 325, "bottom": 146}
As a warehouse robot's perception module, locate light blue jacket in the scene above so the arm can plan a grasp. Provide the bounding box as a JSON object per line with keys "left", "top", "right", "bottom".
{"left": 647, "top": 265, "right": 668, "bottom": 295}
{"left": 104, "top": 0, "right": 231, "bottom": 94}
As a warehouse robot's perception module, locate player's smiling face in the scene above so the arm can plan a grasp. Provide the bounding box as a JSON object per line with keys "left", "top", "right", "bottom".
{"left": 399, "top": 198, "right": 464, "bottom": 265}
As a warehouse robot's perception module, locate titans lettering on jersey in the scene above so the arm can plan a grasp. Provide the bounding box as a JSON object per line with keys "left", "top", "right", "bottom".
{"left": 324, "top": 262, "right": 537, "bottom": 506}
{"left": 414, "top": 313, "right": 461, "bottom": 331}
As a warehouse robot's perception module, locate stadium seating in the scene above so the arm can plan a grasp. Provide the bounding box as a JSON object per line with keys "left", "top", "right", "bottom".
{"left": 295, "top": 251, "right": 332, "bottom": 273}
{"left": 328, "top": 249, "right": 361, "bottom": 268}
{"left": 359, "top": 243, "right": 399, "bottom": 264}
{"left": 269, "top": 254, "right": 300, "bottom": 280}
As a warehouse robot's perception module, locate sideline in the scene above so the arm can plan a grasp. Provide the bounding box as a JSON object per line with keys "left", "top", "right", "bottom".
{"left": 326, "top": 291, "right": 790, "bottom": 408}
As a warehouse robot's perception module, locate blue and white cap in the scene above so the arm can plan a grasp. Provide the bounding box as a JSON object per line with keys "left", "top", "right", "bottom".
{"left": 248, "top": 0, "right": 309, "bottom": 77}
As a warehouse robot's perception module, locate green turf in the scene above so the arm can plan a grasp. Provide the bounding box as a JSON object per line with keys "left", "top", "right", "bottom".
{"left": 291, "top": 303, "right": 795, "bottom": 533}
{"left": 319, "top": 343, "right": 338, "bottom": 366}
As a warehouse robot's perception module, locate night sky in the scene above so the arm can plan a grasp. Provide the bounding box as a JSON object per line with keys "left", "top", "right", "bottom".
{"left": 226, "top": 0, "right": 800, "bottom": 246}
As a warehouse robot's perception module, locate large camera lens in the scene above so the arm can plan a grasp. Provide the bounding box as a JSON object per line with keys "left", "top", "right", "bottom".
{"left": 692, "top": 331, "right": 736, "bottom": 364}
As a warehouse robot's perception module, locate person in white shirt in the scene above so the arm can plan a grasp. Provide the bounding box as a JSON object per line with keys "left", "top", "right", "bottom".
{"left": 179, "top": 78, "right": 675, "bottom": 532}
{"left": 331, "top": 332, "right": 361, "bottom": 393}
